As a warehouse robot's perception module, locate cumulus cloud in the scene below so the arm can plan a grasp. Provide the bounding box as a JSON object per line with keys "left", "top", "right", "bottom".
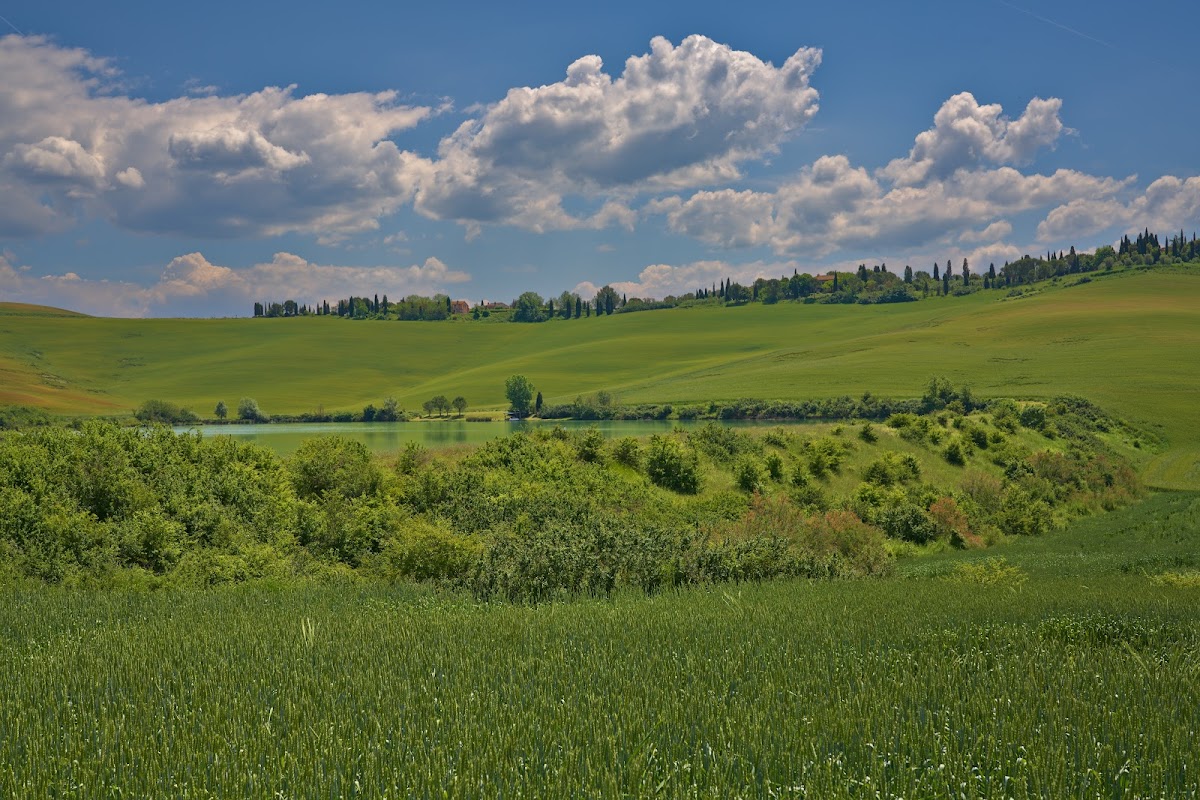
{"left": 646, "top": 93, "right": 1157, "bottom": 258}
{"left": 0, "top": 34, "right": 432, "bottom": 238}
{"left": 0, "top": 251, "right": 471, "bottom": 317}
{"left": 1033, "top": 175, "right": 1200, "bottom": 244}
{"left": 416, "top": 34, "right": 821, "bottom": 230}
{"left": 959, "top": 220, "right": 1013, "bottom": 243}
{"left": 881, "top": 93, "right": 1065, "bottom": 186}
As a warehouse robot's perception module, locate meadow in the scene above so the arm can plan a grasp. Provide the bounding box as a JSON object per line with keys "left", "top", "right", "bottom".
{"left": 2, "top": 266, "right": 1198, "bottom": 488}
{"left": 2, "top": 491, "right": 1197, "bottom": 798}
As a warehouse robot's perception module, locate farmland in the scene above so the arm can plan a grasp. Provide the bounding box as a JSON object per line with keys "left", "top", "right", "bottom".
{"left": 2, "top": 266, "right": 1199, "bottom": 488}
{"left": 2, "top": 491, "right": 1198, "bottom": 798}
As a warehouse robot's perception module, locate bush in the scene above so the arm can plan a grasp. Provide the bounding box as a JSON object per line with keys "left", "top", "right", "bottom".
{"left": 858, "top": 423, "right": 878, "bottom": 443}
{"left": 237, "top": 397, "right": 265, "bottom": 422}
{"left": 135, "top": 399, "right": 198, "bottom": 425}
{"left": 611, "top": 437, "right": 641, "bottom": 468}
{"left": 646, "top": 436, "right": 702, "bottom": 494}
{"left": 764, "top": 452, "right": 784, "bottom": 482}
{"left": 734, "top": 456, "right": 764, "bottom": 493}
{"left": 288, "top": 437, "right": 383, "bottom": 500}
{"left": 371, "top": 520, "right": 481, "bottom": 583}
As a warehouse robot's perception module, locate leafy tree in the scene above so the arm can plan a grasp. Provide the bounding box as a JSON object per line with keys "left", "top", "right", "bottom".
{"left": 535, "top": 391, "right": 544, "bottom": 415}
{"left": 214, "top": 400, "right": 228, "bottom": 420}
{"left": 595, "top": 285, "right": 619, "bottom": 315}
{"left": 452, "top": 396, "right": 467, "bottom": 416}
{"left": 558, "top": 291, "right": 575, "bottom": 320}
{"left": 422, "top": 399, "right": 435, "bottom": 417}
{"left": 513, "top": 292, "right": 545, "bottom": 322}
{"left": 505, "top": 375, "right": 535, "bottom": 418}
{"left": 431, "top": 395, "right": 450, "bottom": 417}
{"left": 378, "top": 397, "right": 401, "bottom": 422}
{"left": 237, "top": 397, "right": 264, "bottom": 422}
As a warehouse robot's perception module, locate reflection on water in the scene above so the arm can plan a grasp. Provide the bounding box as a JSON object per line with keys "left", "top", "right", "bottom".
{"left": 173, "top": 419, "right": 798, "bottom": 456}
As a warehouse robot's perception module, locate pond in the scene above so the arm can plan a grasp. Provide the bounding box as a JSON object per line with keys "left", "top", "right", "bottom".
{"left": 173, "top": 419, "right": 805, "bottom": 456}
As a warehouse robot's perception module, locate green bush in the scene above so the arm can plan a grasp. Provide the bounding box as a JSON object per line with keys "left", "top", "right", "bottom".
{"left": 288, "top": 437, "right": 382, "bottom": 500}
{"left": 734, "top": 456, "right": 764, "bottom": 493}
{"left": 646, "top": 435, "right": 702, "bottom": 494}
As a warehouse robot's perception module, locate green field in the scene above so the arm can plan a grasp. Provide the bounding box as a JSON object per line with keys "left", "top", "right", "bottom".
{"left": 2, "top": 492, "right": 1198, "bottom": 798}
{"left": 2, "top": 267, "right": 1198, "bottom": 488}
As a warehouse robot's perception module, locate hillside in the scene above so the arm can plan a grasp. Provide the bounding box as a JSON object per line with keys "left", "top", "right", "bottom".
{"left": 1, "top": 267, "right": 1197, "bottom": 488}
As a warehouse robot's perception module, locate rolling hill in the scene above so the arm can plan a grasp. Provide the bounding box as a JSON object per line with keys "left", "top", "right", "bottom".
{"left": 1, "top": 266, "right": 1197, "bottom": 488}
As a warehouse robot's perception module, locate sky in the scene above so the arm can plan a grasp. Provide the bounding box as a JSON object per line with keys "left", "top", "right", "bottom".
{"left": 0, "top": 0, "right": 1197, "bottom": 317}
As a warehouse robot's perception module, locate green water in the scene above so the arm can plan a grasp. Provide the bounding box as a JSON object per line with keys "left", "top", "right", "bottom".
{"left": 174, "top": 419, "right": 799, "bottom": 456}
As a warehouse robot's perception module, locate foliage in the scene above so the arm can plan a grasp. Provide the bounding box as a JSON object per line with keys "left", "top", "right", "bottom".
{"left": 135, "top": 399, "right": 198, "bottom": 424}
{"left": 645, "top": 435, "right": 702, "bottom": 494}
{"left": 504, "top": 375, "right": 535, "bottom": 418}
{"left": 237, "top": 397, "right": 265, "bottom": 422}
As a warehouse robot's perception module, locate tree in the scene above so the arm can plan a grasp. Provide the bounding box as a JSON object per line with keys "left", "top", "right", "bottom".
{"left": 558, "top": 291, "right": 575, "bottom": 320}
{"left": 431, "top": 395, "right": 450, "bottom": 417}
{"left": 422, "top": 399, "right": 435, "bottom": 417}
{"left": 214, "top": 400, "right": 228, "bottom": 420}
{"left": 452, "top": 396, "right": 467, "bottom": 416}
{"left": 505, "top": 375, "right": 535, "bottom": 418}
{"left": 595, "top": 285, "right": 619, "bottom": 315}
{"left": 513, "top": 292, "right": 545, "bottom": 322}
{"left": 535, "top": 391, "right": 544, "bottom": 415}
{"left": 237, "top": 397, "right": 263, "bottom": 422}
{"left": 903, "top": 265, "right": 913, "bottom": 284}
{"left": 378, "top": 397, "right": 401, "bottom": 422}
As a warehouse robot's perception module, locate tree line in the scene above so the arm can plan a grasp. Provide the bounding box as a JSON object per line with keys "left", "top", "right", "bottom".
{"left": 251, "top": 226, "right": 1198, "bottom": 321}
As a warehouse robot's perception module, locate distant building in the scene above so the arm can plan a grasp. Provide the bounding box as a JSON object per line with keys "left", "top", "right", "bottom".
{"left": 814, "top": 273, "right": 836, "bottom": 283}
{"left": 450, "top": 300, "right": 471, "bottom": 315}
{"left": 483, "top": 301, "right": 509, "bottom": 310}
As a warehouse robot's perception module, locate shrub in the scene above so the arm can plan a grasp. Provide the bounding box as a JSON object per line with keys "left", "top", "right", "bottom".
{"left": 734, "top": 456, "right": 764, "bottom": 493}
{"left": 943, "top": 439, "right": 969, "bottom": 466}
{"left": 135, "top": 399, "right": 198, "bottom": 425}
{"left": 371, "top": 520, "right": 481, "bottom": 583}
{"left": 237, "top": 397, "right": 265, "bottom": 422}
{"left": 1020, "top": 404, "right": 1047, "bottom": 430}
{"left": 858, "top": 423, "right": 878, "bottom": 443}
{"left": 949, "top": 557, "right": 1027, "bottom": 587}
{"left": 576, "top": 427, "right": 606, "bottom": 464}
{"left": 288, "top": 437, "right": 383, "bottom": 500}
{"left": 611, "top": 437, "right": 641, "bottom": 468}
{"left": 875, "top": 503, "right": 935, "bottom": 544}
{"left": 764, "top": 452, "right": 784, "bottom": 482}
{"left": 646, "top": 435, "right": 702, "bottom": 494}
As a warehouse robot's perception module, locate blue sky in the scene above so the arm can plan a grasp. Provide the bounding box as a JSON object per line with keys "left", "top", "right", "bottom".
{"left": 0, "top": 0, "right": 1196, "bottom": 316}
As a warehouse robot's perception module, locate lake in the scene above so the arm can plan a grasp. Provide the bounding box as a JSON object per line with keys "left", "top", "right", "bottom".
{"left": 173, "top": 419, "right": 800, "bottom": 456}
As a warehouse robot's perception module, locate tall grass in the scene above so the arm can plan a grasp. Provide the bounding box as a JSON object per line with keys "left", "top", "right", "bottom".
{"left": 2, "top": 494, "right": 1198, "bottom": 797}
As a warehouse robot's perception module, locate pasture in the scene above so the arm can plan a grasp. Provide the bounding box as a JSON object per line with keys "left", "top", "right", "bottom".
{"left": 2, "top": 268, "right": 1197, "bottom": 487}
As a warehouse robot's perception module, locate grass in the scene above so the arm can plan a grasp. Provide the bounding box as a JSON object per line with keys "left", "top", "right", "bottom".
{"left": 1, "top": 266, "right": 1198, "bottom": 488}
{"left": 1, "top": 492, "right": 1197, "bottom": 798}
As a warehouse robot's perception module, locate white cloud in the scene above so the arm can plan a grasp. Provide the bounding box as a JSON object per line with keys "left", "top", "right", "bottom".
{"left": 959, "top": 220, "right": 1013, "bottom": 243}
{"left": 646, "top": 94, "right": 1142, "bottom": 257}
{"left": 0, "top": 35, "right": 433, "bottom": 239}
{"left": 881, "top": 93, "right": 1065, "bottom": 186}
{"left": 1034, "top": 175, "right": 1200, "bottom": 243}
{"left": 416, "top": 34, "right": 821, "bottom": 231}
{"left": 0, "top": 251, "right": 471, "bottom": 317}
